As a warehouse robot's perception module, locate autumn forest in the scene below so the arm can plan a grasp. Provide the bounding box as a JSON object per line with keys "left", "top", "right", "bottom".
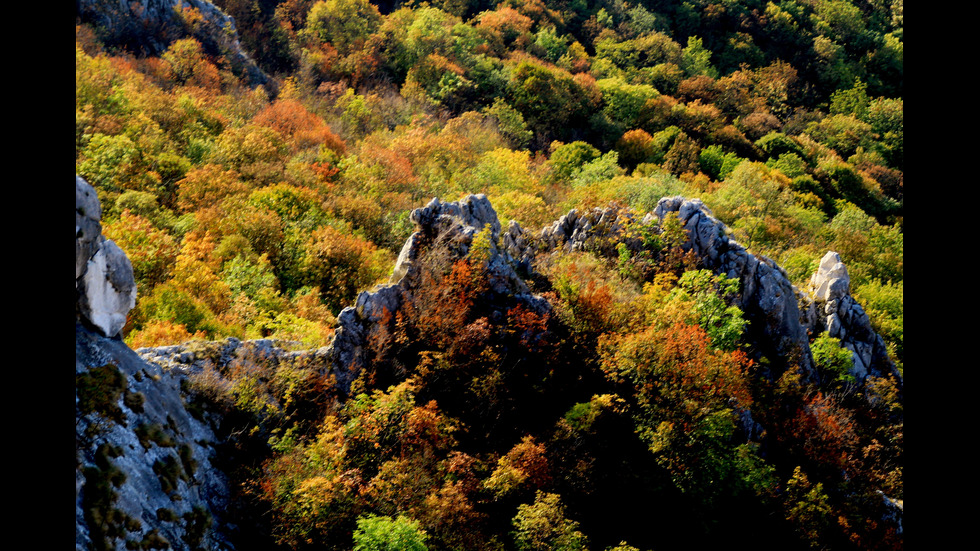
{"left": 75, "top": 0, "right": 903, "bottom": 549}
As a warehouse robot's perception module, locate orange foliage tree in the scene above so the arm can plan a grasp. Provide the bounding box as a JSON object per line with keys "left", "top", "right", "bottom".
{"left": 599, "top": 321, "right": 756, "bottom": 505}
{"left": 301, "top": 225, "right": 392, "bottom": 312}
{"left": 253, "top": 97, "right": 346, "bottom": 156}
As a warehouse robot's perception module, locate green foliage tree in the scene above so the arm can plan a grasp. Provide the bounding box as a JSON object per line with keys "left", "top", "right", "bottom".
{"left": 353, "top": 514, "right": 429, "bottom": 551}
{"left": 305, "top": 0, "right": 382, "bottom": 56}
{"left": 548, "top": 141, "right": 601, "bottom": 185}
{"left": 681, "top": 36, "right": 719, "bottom": 79}
{"left": 533, "top": 26, "right": 569, "bottom": 63}
{"left": 78, "top": 133, "right": 141, "bottom": 193}
{"left": 596, "top": 77, "right": 660, "bottom": 131}
{"left": 829, "top": 79, "right": 870, "bottom": 118}
{"left": 806, "top": 114, "right": 874, "bottom": 159}
{"left": 483, "top": 98, "right": 533, "bottom": 149}
{"left": 301, "top": 225, "right": 392, "bottom": 312}
{"left": 595, "top": 32, "right": 682, "bottom": 73}
{"left": 507, "top": 60, "right": 597, "bottom": 144}
{"left": 784, "top": 466, "right": 833, "bottom": 548}
{"left": 103, "top": 210, "right": 179, "bottom": 291}
{"left": 698, "top": 145, "right": 742, "bottom": 181}
{"left": 512, "top": 491, "right": 589, "bottom": 551}
{"left": 671, "top": 270, "right": 746, "bottom": 351}
{"left": 864, "top": 97, "right": 904, "bottom": 170}
{"left": 755, "top": 132, "right": 804, "bottom": 161}
{"left": 810, "top": 331, "right": 855, "bottom": 384}
{"left": 854, "top": 279, "right": 903, "bottom": 367}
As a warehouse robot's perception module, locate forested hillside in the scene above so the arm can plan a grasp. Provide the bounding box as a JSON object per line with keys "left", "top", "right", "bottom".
{"left": 76, "top": 0, "right": 903, "bottom": 549}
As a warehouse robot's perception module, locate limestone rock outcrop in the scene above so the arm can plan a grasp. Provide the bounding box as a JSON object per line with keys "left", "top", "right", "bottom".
{"left": 652, "top": 196, "right": 817, "bottom": 380}
{"left": 77, "top": 187, "right": 900, "bottom": 548}
{"left": 393, "top": 195, "right": 530, "bottom": 295}
{"left": 505, "top": 204, "right": 640, "bottom": 259}
{"left": 76, "top": 325, "right": 235, "bottom": 551}
{"left": 363, "top": 194, "right": 897, "bottom": 388}
{"left": 499, "top": 197, "right": 818, "bottom": 380}
{"left": 76, "top": 176, "right": 137, "bottom": 338}
{"left": 803, "top": 251, "right": 898, "bottom": 383}
{"left": 498, "top": 196, "right": 898, "bottom": 385}
{"left": 119, "top": 192, "right": 899, "bottom": 396}
{"left": 330, "top": 194, "right": 542, "bottom": 393}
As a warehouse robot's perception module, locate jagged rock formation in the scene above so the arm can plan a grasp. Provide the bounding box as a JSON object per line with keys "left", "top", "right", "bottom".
{"left": 76, "top": 0, "right": 266, "bottom": 85}
{"left": 272, "top": 193, "right": 898, "bottom": 392}
{"left": 502, "top": 196, "right": 900, "bottom": 386}
{"left": 76, "top": 176, "right": 233, "bottom": 551}
{"left": 803, "top": 251, "right": 898, "bottom": 383}
{"left": 501, "top": 197, "right": 817, "bottom": 378}
{"left": 652, "top": 197, "right": 818, "bottom": 380}
{"left": 331, "top": 194, "right": 545, "bottom": 393}
{"left": 118, "top": 192, "right": 900, "bottom": 402}
{"left": 646, "top": 198, "right": 898, "bottom": 385}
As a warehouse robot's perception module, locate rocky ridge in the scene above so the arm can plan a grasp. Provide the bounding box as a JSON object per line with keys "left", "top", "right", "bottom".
{"left": 329, "top": 194, "right": 548, "bottom": 393}
{"left": 77, "top": 178, "right": 900, "bottom": 549}
{"left": 501, "top": 195, "right": 900, "bottom": 386}
{"left": 804, "top": 251, "right": 895, "bottom": 382}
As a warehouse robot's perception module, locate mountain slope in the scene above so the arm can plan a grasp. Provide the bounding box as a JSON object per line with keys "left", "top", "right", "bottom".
{"left": 76, "top": 173, "right": 902, "bottom": 549}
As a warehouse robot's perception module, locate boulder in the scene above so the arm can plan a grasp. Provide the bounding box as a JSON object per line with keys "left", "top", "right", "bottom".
{"left": 76, "top": 176, "right": 137, "bottom": 338}
{"left": 81, "top": 239, "right": 138, "bottom": 338}
{"left": 76, "top": 175, "right": 102, "bottom": 282}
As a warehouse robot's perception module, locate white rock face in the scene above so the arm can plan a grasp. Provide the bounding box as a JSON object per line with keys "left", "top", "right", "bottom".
{"left": 82, "top": 239, "right": 137, "bottom": 337}
{"left": 809, "top": 251, "right": 850, "bottom": 302}
{"left": 76, "top": 176, "right": 137, "bottom": 338}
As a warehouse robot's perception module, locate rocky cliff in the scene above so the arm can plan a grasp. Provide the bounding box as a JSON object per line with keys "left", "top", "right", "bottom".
{"left": 77, "top": 176, "right": 235, "bottom": 551}
{"left": 76, "top": 0, "right": 266, "bottom": 85}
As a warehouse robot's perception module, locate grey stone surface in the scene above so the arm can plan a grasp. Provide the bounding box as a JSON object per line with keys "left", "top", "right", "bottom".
{"left": 76, "top": 175, "right": 102, "bottom": 282}
{"left": 76, "top": 324, "right": 235, "bottom": 551}
{"left": 76, "top": 176, "right": 137, "bottom": 338}
{"left": 804, "top": 251, "right": 899, "bottom": 384}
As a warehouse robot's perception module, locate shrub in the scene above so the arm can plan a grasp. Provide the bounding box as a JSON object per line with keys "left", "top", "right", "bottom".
{"left": 182, "top": 506, "right": 213, "bottom": 548}
{"left": 77, "top": 363, "right": 127, "bottom": 423}
{"left": 123, "top": 390, "right": 145, "bottom": 413}
{"left": 810, "top": 331, "right": 855, "bottom": 385}
{"left": 153, "top": 455, "right": 187, "bottom": 494}
{"left": 353, "top": 514, "right": 429, "bottom": 551}
{"left": 136, "top": 423, "right": 176, "bottom": 450}
{"left": 511, "top": 491, "right": 588, "bottom": 551}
